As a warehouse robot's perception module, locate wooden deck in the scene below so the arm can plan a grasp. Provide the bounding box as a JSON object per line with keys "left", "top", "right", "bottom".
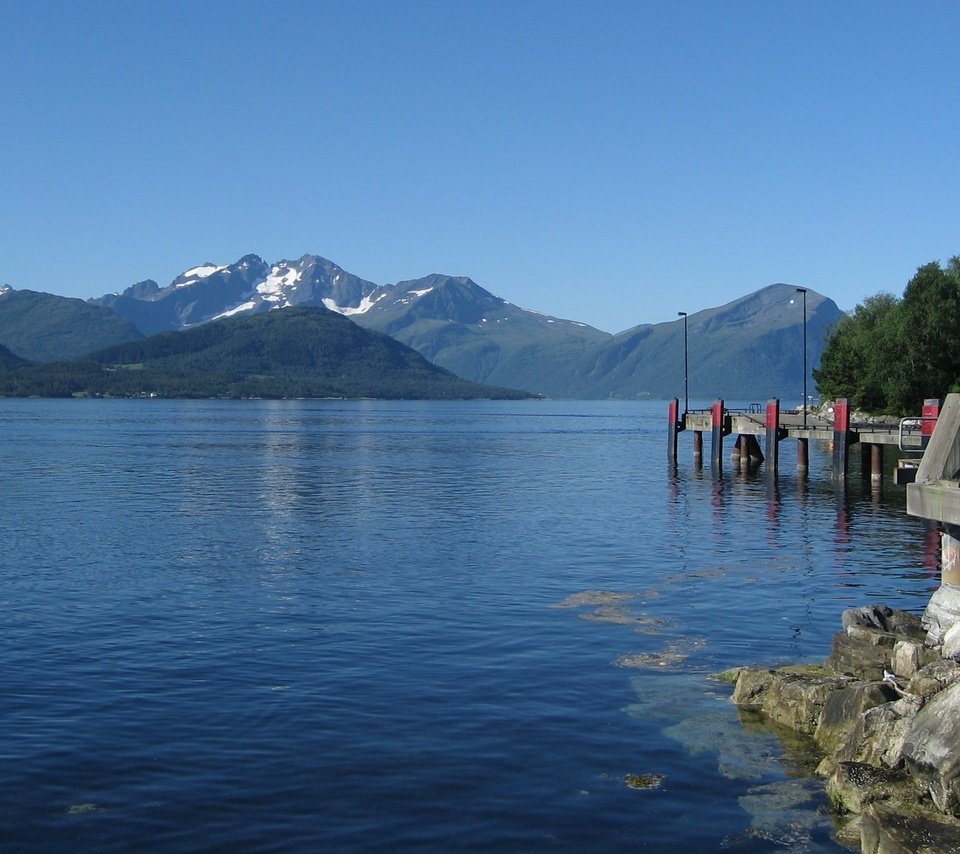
{"left": 682, "top": 409, "right": 925, "bottom": 449}
{"left": 669, "top": 397, "right": 939, "bottom": 480}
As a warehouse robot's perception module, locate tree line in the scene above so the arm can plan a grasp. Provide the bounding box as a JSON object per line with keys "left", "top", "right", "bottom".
{"left": 0, "top": 358, "right": 528, "bottom": 400}
{"left": 814, "top": 258, "right": 960, "bottom": 414}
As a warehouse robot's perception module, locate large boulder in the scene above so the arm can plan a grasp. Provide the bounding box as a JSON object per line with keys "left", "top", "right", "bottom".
{"left": 824, "top": 696, "right": 922, "bottom": 777}
{"left": 730, "top": 667, "right": 779, "bottom": 707}
{"left": 815, "top": 681, "right": 899, "bottom": 755}
{"left": 731, "top": 666, "right": 853, "bottom": 735}
{"left": 827, "top": 628, "right": 900, "bottom": 682}
{"left": 826, "top": 606, "right": 926, "bottom": 682}
{"left": 826, "top": 761, "right": 912, "bottom": 815}
{"left": 942, "top": 621, "right": 960, "bottom": 660}
{"left": 843, "top": 605, "right": 925, "bottom": 638}
{"left": 907, "top": 658, "right": 960, "bottom": 701}
{"left": 860, "top": 803, "right": 960, "bottom": 854}
{"left": 923, "top": 584, "right": 960, "bottom": 646}
{"left": 892, "top": 639, "right": 939, "bottom": 679}
{"left": 902, "top": 679, "right": 960, "bottom": 815}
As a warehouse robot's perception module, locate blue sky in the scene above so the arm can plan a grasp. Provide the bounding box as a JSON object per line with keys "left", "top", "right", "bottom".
{"left": 2, "top": 0, "right": 958, "bottom": 333}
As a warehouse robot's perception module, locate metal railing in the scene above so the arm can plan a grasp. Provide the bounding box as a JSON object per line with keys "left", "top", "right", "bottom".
{"left": 899, "top": 416, "right": 937, "bottom": 452}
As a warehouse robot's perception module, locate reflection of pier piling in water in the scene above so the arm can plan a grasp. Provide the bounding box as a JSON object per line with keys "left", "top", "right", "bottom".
{"left": 668, "top": 397, "right": 941, "bottom": 481}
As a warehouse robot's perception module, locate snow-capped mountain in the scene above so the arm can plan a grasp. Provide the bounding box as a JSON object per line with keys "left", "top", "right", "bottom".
{"left": 91, "top": 253, "right": 613, "bottom": 393}
{"left": 81, "top": 252, "right": 844, "bottom": 398}
{"left": 197, "top": 255, "right": 395, "bottom": 324}
{"left": 92, "top": 253, "right": 599, "bottom": 340}
{"left": 93, "top": 254, "right": 411, "bottom": 334}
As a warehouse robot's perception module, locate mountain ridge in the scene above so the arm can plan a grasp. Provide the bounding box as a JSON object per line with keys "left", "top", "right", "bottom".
{"left": 0, "top": 253, "right": 845, "bottom": 399}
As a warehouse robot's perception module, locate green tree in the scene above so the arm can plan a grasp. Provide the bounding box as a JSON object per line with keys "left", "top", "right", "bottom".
{"left": 814, "top": 292, "right": 902, "bottom": 411}
{"left": 898, "top": 258, "right": 960, "bottom": 409}
{"left": 814, "top": 258, "right": 960, "bottom": 414}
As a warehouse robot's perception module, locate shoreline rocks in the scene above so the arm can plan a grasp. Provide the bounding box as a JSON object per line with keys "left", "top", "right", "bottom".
{"left": 727, "top": 602, "right": 960, "bottom": 852}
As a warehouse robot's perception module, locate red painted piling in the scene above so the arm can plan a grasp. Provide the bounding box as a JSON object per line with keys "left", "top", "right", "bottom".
{"left": 711, "top": 400, "right": 724, "bottom": 474}
{"left": 833, "top": 398, "right": 850, "bottom": 480}
{"left": 668, "top": 398, "right": 680, "bottom": 462}
{"left": 765, "top": 399, "right": 780, "bottom": 476}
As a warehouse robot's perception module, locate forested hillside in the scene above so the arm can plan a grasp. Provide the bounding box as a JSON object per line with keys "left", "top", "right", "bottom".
{"left": 0, "top": 288, "right": 142, "bottom": 360}
{"left": 0, "top": 306, "right": 532, "bottom": 400}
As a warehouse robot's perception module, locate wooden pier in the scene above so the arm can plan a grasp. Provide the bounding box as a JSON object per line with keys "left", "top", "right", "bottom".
{"left": 668, "top": 397, "right": 941, "bottom": 481}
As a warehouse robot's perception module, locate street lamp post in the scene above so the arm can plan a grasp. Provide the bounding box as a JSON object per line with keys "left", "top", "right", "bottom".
{"left": 796, "top": 288, "right": 807, "bottom": 428}
{"left": 677, "top": 311, "right": 688, "bottom": 416}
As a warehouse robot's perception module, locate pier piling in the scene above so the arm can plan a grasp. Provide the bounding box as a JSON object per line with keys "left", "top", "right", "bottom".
{"left": 864, "top": 443, "right": 884, "bottom": 484}
{"left": 833, "top": 398, "right": 850, "bottom": 480}
{"left": 765, "top": 399, "right": 781, "bottom": 477}
{"left": 711, "top": 399, "right": 726, "bottom": 474}
{"left": 668, "top": 398, "right": 681, "bottom": 463}
{"left": 922, "top": 399, "right": 941, "bottom": 450}
{"left": 671, "top": 397, "right": 929, "bottom": 484}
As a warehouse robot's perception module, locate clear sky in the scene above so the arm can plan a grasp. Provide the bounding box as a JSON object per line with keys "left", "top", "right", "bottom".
{"left": 2, "top": 0, "right": 958, "bottom": 334}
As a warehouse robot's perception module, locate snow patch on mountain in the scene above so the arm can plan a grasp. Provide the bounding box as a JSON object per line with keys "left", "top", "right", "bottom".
{"left": 210, "top": 301, "right": 258, "bottom": 321}
{"left": 182, "top": 264, "right": 227, "bottom": 280}
{"left": 257, "top": 265, "right": 303, "bottom": 305}
{"left": 322, "top": 292, "right": 387, "bottom": 316}
{"left": 175, "top": 264, "right": 228, "bottom": 288}
{"left": 0, "top": 284, "right": 10, "bottom": 296}
{"left": 396, "top": 287, "right": 435, "bottom": 306}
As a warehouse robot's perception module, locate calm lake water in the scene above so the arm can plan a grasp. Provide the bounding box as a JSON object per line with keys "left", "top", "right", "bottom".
{"left": 0, "top": 399, "right": 939, "bottom": 852}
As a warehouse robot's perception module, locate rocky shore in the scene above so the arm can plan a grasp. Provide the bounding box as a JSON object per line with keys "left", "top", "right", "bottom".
{"left": 725, "top": 596, "right": 960, "bottom": 852}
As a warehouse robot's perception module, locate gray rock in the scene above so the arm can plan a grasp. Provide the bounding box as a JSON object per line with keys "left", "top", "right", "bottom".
{"left": 820, "top": 698, "right": 914, "bottom": 777}
{"left": 892, "top": 638, "right": 939, "bottom": 679}
{"left": 815, "top": 681, "right": 898, "bottom": 754}
{"left": 923, "top": 584, "right": 960, "bottom": 646}
{"left": 772, "top": 674, "right": 854, "bottom": 735}
{"left": 943, "top": 621, "right": 960, "bottom": 660}
{"left": 843, "top": 605, "right": 925, "bottom": 638}
{"left": 903, "top": 679, "right": 960, "bottom": 815}
{"left": 826, "top": 761, "right": 910, "bottom": 815}
{"left": 827, "top": 629, "right": 898, "bottom": 681}
{"left": 887, "top": 610, "right": 927, "bottom": 639}
{"left": 731, "top": 666, "right": 852, "bottom": 735}
{"left": 730, "top": 667, "right": 778, "bottom": 708}
{"left": 860, "top": 803, "right": 960, "bottom": 854}
{"left": 860, "top": 698, "right": 923, "bottom": 770}
{"left": 843, "top": 605, "right": 890, "bottom": 632}
{"left": 907, "top": 659, "right": 960, "bottom": 701}
{"left": 728, "top": 597, "right": 960, "bottom": 850}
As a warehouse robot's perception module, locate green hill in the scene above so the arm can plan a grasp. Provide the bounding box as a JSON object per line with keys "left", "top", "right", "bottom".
{"left": 0, "top": 306, "right": 532, "bottom": 400}
{"left": 0, "top": 288, "right": 143, "bottom": 361}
